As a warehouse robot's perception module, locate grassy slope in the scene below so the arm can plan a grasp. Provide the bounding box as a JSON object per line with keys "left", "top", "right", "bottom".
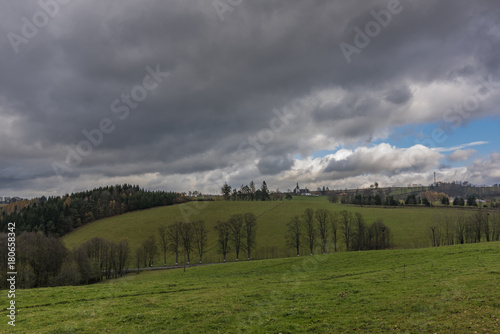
{"left": 3, "top": 242, "right": 499, "bottom": 333}
{"left": 62, "top": 197, "right": 477, "bottom": 264}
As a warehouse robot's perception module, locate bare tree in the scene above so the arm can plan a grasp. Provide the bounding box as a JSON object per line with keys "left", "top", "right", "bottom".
{"left": 180, "top": 222, "right": 194, "bottom": 264}
{"left": 106, "top": 242, "right": 117, "bottom": 279}
{"left": 135, "top": 247, "right": 145, "bottom": 272}
{"left": 116, "top": 239, "right": 131, "bottom": 276}
{"left": 214, "top": 220, "right": 231, "bottom": 262}
{"left": 302, "top": 208, "right": 316, "bottom": 255}
{"left": 158, "top": 224, "right": 168, "bottom": 265}
{"left": 285, "top": 215, "right": 302, "bottom": 256}
{"left": 442, "top": 212, "right": 455, "bottom": 246}
{"left": 428, "top": 215, "right": 442, "bottom": 247}
{"left": 315, "top": 209, "right": 330, "bottom": 254}
{"left": 142, "top": 235, "right": 158, "bottom": 267}
{"left": 366, "top": 218, "right": 391, "bottom": 250}
{"left": 453, "top": 211, "right": 466, "bottom": 244}
{"left": 470, "top": 211, "right": 487, "bottom": 243}
{"left": 228, "top": 214, "right": 244, "bottom": 260}
{"left": 483, "top": 213, "right": 491, "bottom": 242}
{"left": 81, "top": 237, "right": 110, "bottom": 283}
{"left": 167, "top": 222, "right": 182, "bottom": 265}
{"left": 193, "top": 220, "right": 207, "bottom": 264}
{"left": 340, "top": 210, "right": 353, "bottom": 251}
{"left": 491, "top": 211, "right": 500, "bottom": 241}
{"left": 353, "top": 212, "right": 366, "bottom": 251}
{"left": 16, "top": 232, "right": 69, "bottom": 287}
{"left": 464, "top": 216, "right": 476, "bottom": 243}
{"left": 330, "top": 211, "right": 339, "bottom": 252}
{"left": 244, "top": 212, "right": 257, "bottom": 260}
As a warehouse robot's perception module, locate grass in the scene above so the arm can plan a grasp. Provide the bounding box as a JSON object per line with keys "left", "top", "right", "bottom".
{"left": 2, "top": 242, "right": 499, "bottom": 333}
{"left": 62, "top": 197, "right": 483, "bottom": 264}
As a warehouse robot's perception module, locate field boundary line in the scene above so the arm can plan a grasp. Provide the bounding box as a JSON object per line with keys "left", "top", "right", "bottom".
{"left": 256, "top": 201, "right": 284, "bottom": 218}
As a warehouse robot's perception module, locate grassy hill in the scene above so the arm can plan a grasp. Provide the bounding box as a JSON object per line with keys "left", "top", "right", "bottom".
{"left": 62, "top": 197, "right": 482, "bottom": 265}
{"left": 4, "top": 242, "right": 499, "bottom": 333}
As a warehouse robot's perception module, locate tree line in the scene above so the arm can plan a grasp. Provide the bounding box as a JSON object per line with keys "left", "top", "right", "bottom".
{"left": 428, "top": 210, "right": 500, "bottom": 247}
{"left": 133, "top": 212, "right": 258, "bottom": 268}
{"left": 213, "top": 213, "right": 257, "bottom": 261}
{"left": 338, "top": 193, "right": 399, "bottom": 206}
{"left": 337, "top": 191, "right": 486, "bottom": 208}
{"left": 221, "top": 181, "right": 289, "bottom": 201}
{"left": 285, "top": 208, "right": 392, "bottom": 255}
{"left": 0, "top": 184, "right": 181, "bottom": 237}
{"left": 407, "top": 193, "right": 480, "bottom": 207}
{"left": 0, "top": 213, "right": 259, "bottom": 290}
{"left": 0, "top": 232, "right": 131, "bottom": 289}
{"left": 135, "top": 220, "right": 208, "bottom": 269}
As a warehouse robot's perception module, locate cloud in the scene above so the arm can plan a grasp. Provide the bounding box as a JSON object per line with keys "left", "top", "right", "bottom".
{"left": 257, "top": 155, "right": 294, "bottom": 175}
{"left": 385, "top": 86, "right": 413, "bottom": 105}
{"left": 0, "top": 0, "right": 499, "bottom": 196}
{"left": 466, "top": 153, "right": 500, "bottom": 185}
{"left": 434, "top": 141, "right": 488, "bottom": 153}
{"left": 448, "top": 149, "right": 477, "bottom": 162}
{"left": 317, "top": 143, "right": 442, "bottom": 179}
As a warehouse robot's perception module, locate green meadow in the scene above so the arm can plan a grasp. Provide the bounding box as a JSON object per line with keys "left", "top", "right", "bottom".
{"left": 2, "top": 242, "right": 499, "bottom": 333}
{"left": 62, "top": 197, "right": 477, "bottom": 264}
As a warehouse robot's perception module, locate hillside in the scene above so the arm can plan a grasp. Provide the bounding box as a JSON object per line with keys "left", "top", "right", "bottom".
{"left": 0, "top": 185, "right": 181, "bottom": 236}
{"left": 62, "top": 197, "right": 485, "bottom": 264}
{"left": 4, "top": 242, "right": 499, "bottom": 333}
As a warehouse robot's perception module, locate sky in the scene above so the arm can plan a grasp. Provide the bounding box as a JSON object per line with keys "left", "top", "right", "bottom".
{"left": 0, "top": 0, "right": 499, "bottom": 198}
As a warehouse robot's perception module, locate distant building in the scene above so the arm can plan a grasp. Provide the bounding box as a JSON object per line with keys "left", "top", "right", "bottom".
{"left": 294, "top": 183, "right": 311, "bottom": 196}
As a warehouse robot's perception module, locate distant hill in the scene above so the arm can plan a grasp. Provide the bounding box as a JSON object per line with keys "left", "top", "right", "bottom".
{"left": 0, "top": 184, "right": 182, "bottom": 236}
{"left": 329, "top": 183, "right": 500, "bottom": 202}
{"left": 62, "top": 196, "right": 495, "bottom": 265}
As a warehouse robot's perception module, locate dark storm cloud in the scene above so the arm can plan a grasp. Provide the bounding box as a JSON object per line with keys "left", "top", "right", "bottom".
{"left": 0, "top": 0, "right": 499, "bottom": 196}
{"left": 257, "top": 155, "right": 294, "bottom": 175}
{"left": 385, "top": 86, "right": 412, "bottom": 105}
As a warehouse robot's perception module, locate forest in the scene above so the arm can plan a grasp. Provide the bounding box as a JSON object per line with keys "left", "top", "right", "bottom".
{"left": 0, "top": 184, "right": 181, "bottom": 236}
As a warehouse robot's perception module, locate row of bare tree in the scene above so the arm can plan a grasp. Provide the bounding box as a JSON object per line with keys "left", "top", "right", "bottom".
{"left": 0, "top": 232, "right": 131, "bottom": 289}
{"left": 428, "top": 210, "right": 500, "bottom": 247}
{"left": 134, "top": 220, "right": 208, "bottom": 269}
{"left": 285, "top": 208, "right": 392, "bottom": 255}
{"left": 213, "top": 213, "right": 257, "bottom": 262}
{"left": 133, "top": 213, "right": 258, "bottom": 268}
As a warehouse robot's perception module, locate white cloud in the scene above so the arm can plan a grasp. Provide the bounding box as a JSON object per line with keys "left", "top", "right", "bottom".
{"left": 434, "top": 141, "right": 488, "bottom": 153}
{"left": 466, "top": 153, "right": 500, "bottom": 185}
{"left": 448, "top": 149, "right": 477, "bottom": 162}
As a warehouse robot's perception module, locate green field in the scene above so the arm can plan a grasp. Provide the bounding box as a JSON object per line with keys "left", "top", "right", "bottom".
{"left": 62, "top": 197, "right": 479, "bottom": 264}
{"left": 3, "top": 242, "right": 499, "bottom": 333}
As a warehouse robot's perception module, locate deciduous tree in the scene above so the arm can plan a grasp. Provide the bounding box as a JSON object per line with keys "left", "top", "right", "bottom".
{"left": 315, "top": 209, "right": 330, "bottom": 254}
{"left": 302, "top": 208, "right": 316, "bottom": 255}
{"left": 244, "top": 213, "right": 257, "bottom": 260}
{"left": 167, "top": 222, "right": 182, "bottom": 265}
{"left": 214, "top": 220, "right": 231, "bottom": 262}
{"left": 340, "top": 210, "right": 353, "bottom": 251}
{"left": 180, "top": 222, "right": 194, "bottom": 264}
{"left": 285, "top": 216, "right": 302, "bottom": 256}
{"left": 158, "top": 224, "right": 168, "bottom": 265}
{"left": 193, "top": 220, "right": 207, "bottom": 263}
{"left": 228, "top": 214, "right": 244, "bottom": 260}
